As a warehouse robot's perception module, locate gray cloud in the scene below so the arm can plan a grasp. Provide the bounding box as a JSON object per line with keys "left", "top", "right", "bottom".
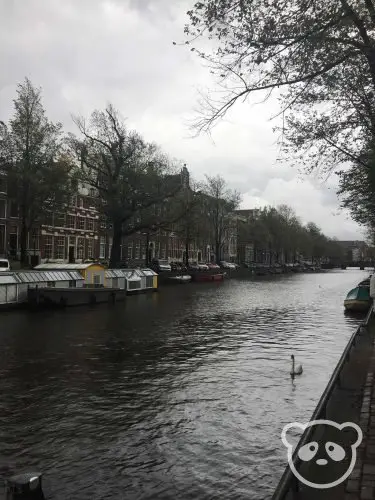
{"left": 0, "top": 0, "right": 365, "bottom": 240}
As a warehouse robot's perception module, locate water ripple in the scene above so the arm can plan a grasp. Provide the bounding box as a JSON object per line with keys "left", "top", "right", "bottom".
{"left": 0, "top": 270, "right": 366, "bottom": 499}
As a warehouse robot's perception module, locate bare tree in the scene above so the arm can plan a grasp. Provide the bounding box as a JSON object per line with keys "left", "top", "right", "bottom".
{"left": 69, "top": 105, "right": 184, "bottom": 267}
{"left": 202, "top": 175, "right": 241, "bottom": 263}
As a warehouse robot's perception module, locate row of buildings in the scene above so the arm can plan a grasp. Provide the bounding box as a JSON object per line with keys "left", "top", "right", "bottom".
{"left": 0, "top": 167, "right": 239, "bottom": 267}
{"left": 0, "top": 166, "right": 371, "bottom": 268}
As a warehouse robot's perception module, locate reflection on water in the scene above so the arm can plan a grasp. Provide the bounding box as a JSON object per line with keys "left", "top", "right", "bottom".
{"left": 0, "top": 270, "right": 366, "bottom": 499}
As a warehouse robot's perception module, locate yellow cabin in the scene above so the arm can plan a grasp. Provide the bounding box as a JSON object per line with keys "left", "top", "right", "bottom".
{"left": 34, "top": 263, "right": 106, "bottom": 287}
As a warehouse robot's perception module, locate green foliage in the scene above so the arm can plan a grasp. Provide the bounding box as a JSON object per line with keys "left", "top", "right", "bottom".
{"left": 239, "top": 204, "right": 346, "bottom": 263}
{"left": 185, "top": 0, "right": 375, "bottom": 173}
{"left": 337, "top": 145, "right": 375, "bottom": 227}
{"left": 0, "top": 78, "right": 75, "bottom": 265}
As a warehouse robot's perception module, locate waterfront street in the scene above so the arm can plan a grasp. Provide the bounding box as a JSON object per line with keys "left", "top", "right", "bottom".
{"left": 0, "top": 270, "right": 369, "bottom": 499}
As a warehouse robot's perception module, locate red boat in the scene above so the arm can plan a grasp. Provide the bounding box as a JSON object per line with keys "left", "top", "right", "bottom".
{"left": 191, "top": 272, "right": 225, "bottom": 282}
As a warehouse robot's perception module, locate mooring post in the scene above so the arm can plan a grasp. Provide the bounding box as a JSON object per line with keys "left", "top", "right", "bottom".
{"left": 5, "top": 472, "right": 44, "bottom": 499}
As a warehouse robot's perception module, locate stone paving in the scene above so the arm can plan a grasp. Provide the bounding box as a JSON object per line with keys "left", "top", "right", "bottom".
{"left": 345, "top": 330, "right": 375, "bottom": 500}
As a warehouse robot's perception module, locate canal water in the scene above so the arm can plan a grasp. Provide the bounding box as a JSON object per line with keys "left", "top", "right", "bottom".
{"left": 0, "top": 269, "right": 368, "bottom": 499}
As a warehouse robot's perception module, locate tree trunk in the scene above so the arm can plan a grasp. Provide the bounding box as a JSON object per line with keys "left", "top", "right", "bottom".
{"left": 185, "top": 239, "right": 189, "bottom": 267}
{"left": 145, "top": 232, "right": 150, "bottom": 267}
{"left": 215, "top": 240, "right": 220, "bottom": 264}
{"left": 109, "top": 220, "right": 122, "bottom": 268}
{"left": 20, "top": 216, "right": 28, "bottom": 268}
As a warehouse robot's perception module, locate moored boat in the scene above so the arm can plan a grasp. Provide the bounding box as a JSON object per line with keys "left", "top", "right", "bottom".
{"left": 167, "top": 275, "right": 192, "bottom": 284}
{"left": 190, "top": 272, "right": 225, "bottom": 282}
{"left": 344, "top": 286, "right": 371, "bottom": 312}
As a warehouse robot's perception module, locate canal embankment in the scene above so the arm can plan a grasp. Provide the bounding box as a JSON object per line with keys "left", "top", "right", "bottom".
{"left": 272, "top": 307, "right": 375, "bottom": 500}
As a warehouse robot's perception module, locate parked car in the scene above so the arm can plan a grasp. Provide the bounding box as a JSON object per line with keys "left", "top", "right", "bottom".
{"left": 220, "top": 261, "right": 236, "bottom": 269}
{"left": 151, "top": 259, "right": 172, "bottom": 272}
{"left": 207, "top": 262, "right": 220, "bottom": 269}
{"left": 197, "top": 263, "right": 209, "bottom": 270}
{"left": 188, "top": 262, "right": 200, "bottom": 271}
{"left": 0, "top": 259, "right": 10, "bottom": 272}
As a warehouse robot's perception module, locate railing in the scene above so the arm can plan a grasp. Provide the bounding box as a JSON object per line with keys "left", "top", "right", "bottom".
{"left": 272, "top": 305, "right": 374, "bottom": 500}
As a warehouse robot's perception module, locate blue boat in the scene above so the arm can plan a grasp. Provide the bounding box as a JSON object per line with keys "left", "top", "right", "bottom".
{"left": 344, "top": 286, "right": 371, "bottom": 312}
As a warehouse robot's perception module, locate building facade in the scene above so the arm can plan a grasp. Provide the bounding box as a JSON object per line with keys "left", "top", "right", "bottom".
{"left": 0, "top": 165, "right": 241, "bottom": 267}
{"left": 0, "top": 176, "right": 100, "bottom": 265}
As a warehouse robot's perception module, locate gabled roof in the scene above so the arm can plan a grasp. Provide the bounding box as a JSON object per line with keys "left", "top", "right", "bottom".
{"left": 35, "top": 263, "right": 102, "bottom": 271}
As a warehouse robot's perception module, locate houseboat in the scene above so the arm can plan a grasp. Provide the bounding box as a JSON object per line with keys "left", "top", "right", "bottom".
{"left": 0, "top": 270, "right": 85, "bottom": 309}
{"left": 105, "top": 268, "right": 158, "bottom": 295}
{"left": 34, "top": 263, "right": 106, "bottom": 287}
{"left": 28, "top": 263, "right": 125, "bottom": 307}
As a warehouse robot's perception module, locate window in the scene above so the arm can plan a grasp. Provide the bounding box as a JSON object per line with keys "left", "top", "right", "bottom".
{"left": 69, "top": 280, "right": 76, "bottom": 288}
{"left": 100, "top": 219, "right": 106, "bottom": 229}
{"left": 66, "top": 215, "right": 75, "bottom": 229}
{"left": 47, "top": 281, "right": 56, "bottom": 288}
{"left": 128, "top": 244, "right": 133, "bottom": 259}
{"left": 135, "top": 243, "right": 140, "bottom": 259}
{"left": 71, "top": 196, "right": 77, "bottom": 206}
{"left": 78, "top": 197, "right": 84, "bottom": 208}
{"left": 109, "top": 236, "right": 113, "bottom": 256}
{"left": 0, "top": 225, "right": 5, "bottom": 252}
{"left": 112, "top": 277, "right": 118, "bottom": 288}
{"left": 69, "top": 236, "right": 76, "bottom": 250}
{"left": 90, "top": 188, "right": 96, "bottom": 197}
{"left": 77, "top": 238, "right": 84, "bottom": 259}
{"left": 44, "top": 235, "right": 53, "bottom": 259}
{"left": 31, "top": 229, "right": 39, "bottom": 250}
{"left": 93, "top": 274, "right": 101, "bottom": 285}
{"left": 9, "top": 201, "right": 18, "bottom": 218}
{"left": 0, "top": 199, "right": 5, "bottom": 218}
{"left": 87, "top": 218, "right": 94, "bottom": 231}
{"left": 55, "top": 213, "right": 65, "bottom": 227}
{"left": 87, "top": 239, "right": 94, "bottom": 259}
{"left": 99, "top": 236, "right": 106, "bottom": 259}
{"left": 0, "top": 176, "right": 6, "bottom": 194}
{"left": 77, "top": 217, "right": 85, "bottom": 230}
{"left": 161, "top": 245, "right": 166, "bottom": 259}
{"left": 55, "top": 236, "right": 65, "bottom": 259}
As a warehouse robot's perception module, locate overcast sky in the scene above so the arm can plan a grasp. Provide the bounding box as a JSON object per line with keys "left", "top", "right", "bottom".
{"left": 0, "top": 0, "right": 364, "bottom": 240}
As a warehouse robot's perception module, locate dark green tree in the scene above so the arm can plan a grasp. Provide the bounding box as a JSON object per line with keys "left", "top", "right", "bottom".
{"left": 0, "top": 78, "right": 75, "bottom": 266}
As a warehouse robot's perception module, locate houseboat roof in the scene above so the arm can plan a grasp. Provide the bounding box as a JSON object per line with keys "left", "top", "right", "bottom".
{"left": 0, "top": 270, "right": 84, "bottom": 284}
{"left": 34, "top": 263, "right": 101, "bottom": 271}
{"left": 105, "top": 268, "right": 157, "bottom": 279}
{"left": 142, "top": 268, "right": 157, "bottom": 276}
{"left": 105, "top": 269, "right": 141, "bottom": 281}
{"left": 0, "top": 273, "right": 19, "bottom": 284}
{"left": 17, "top": 270, "right": 84, "bottom": 283}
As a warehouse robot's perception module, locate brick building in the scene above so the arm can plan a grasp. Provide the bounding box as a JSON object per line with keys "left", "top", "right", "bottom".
{"left": 0, "top": 173, "right": 100, "bottom": 265}
{"left": 0, "top": 164, "right": 242, "bottom": 267}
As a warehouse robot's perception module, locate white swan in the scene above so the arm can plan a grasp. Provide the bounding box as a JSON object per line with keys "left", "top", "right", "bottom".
{"left": 290, "top": 354, "right": 303, "bottom": 376}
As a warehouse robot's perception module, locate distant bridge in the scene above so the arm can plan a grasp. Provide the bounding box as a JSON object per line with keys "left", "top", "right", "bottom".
{"left": 333, "top": 261, "right": 375, "bottom": 269}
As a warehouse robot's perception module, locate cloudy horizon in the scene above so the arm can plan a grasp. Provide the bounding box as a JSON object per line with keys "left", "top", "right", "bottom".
{"left": 0, "top": 0, "right": 365, "bottom": 241}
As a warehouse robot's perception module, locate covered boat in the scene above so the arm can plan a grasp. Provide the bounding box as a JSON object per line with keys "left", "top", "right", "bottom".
{"left": 344, "top": 286, "right": 371, "bottom": 312}
{"left": 167, "top": 275, "right": 192, "bottom": 284}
